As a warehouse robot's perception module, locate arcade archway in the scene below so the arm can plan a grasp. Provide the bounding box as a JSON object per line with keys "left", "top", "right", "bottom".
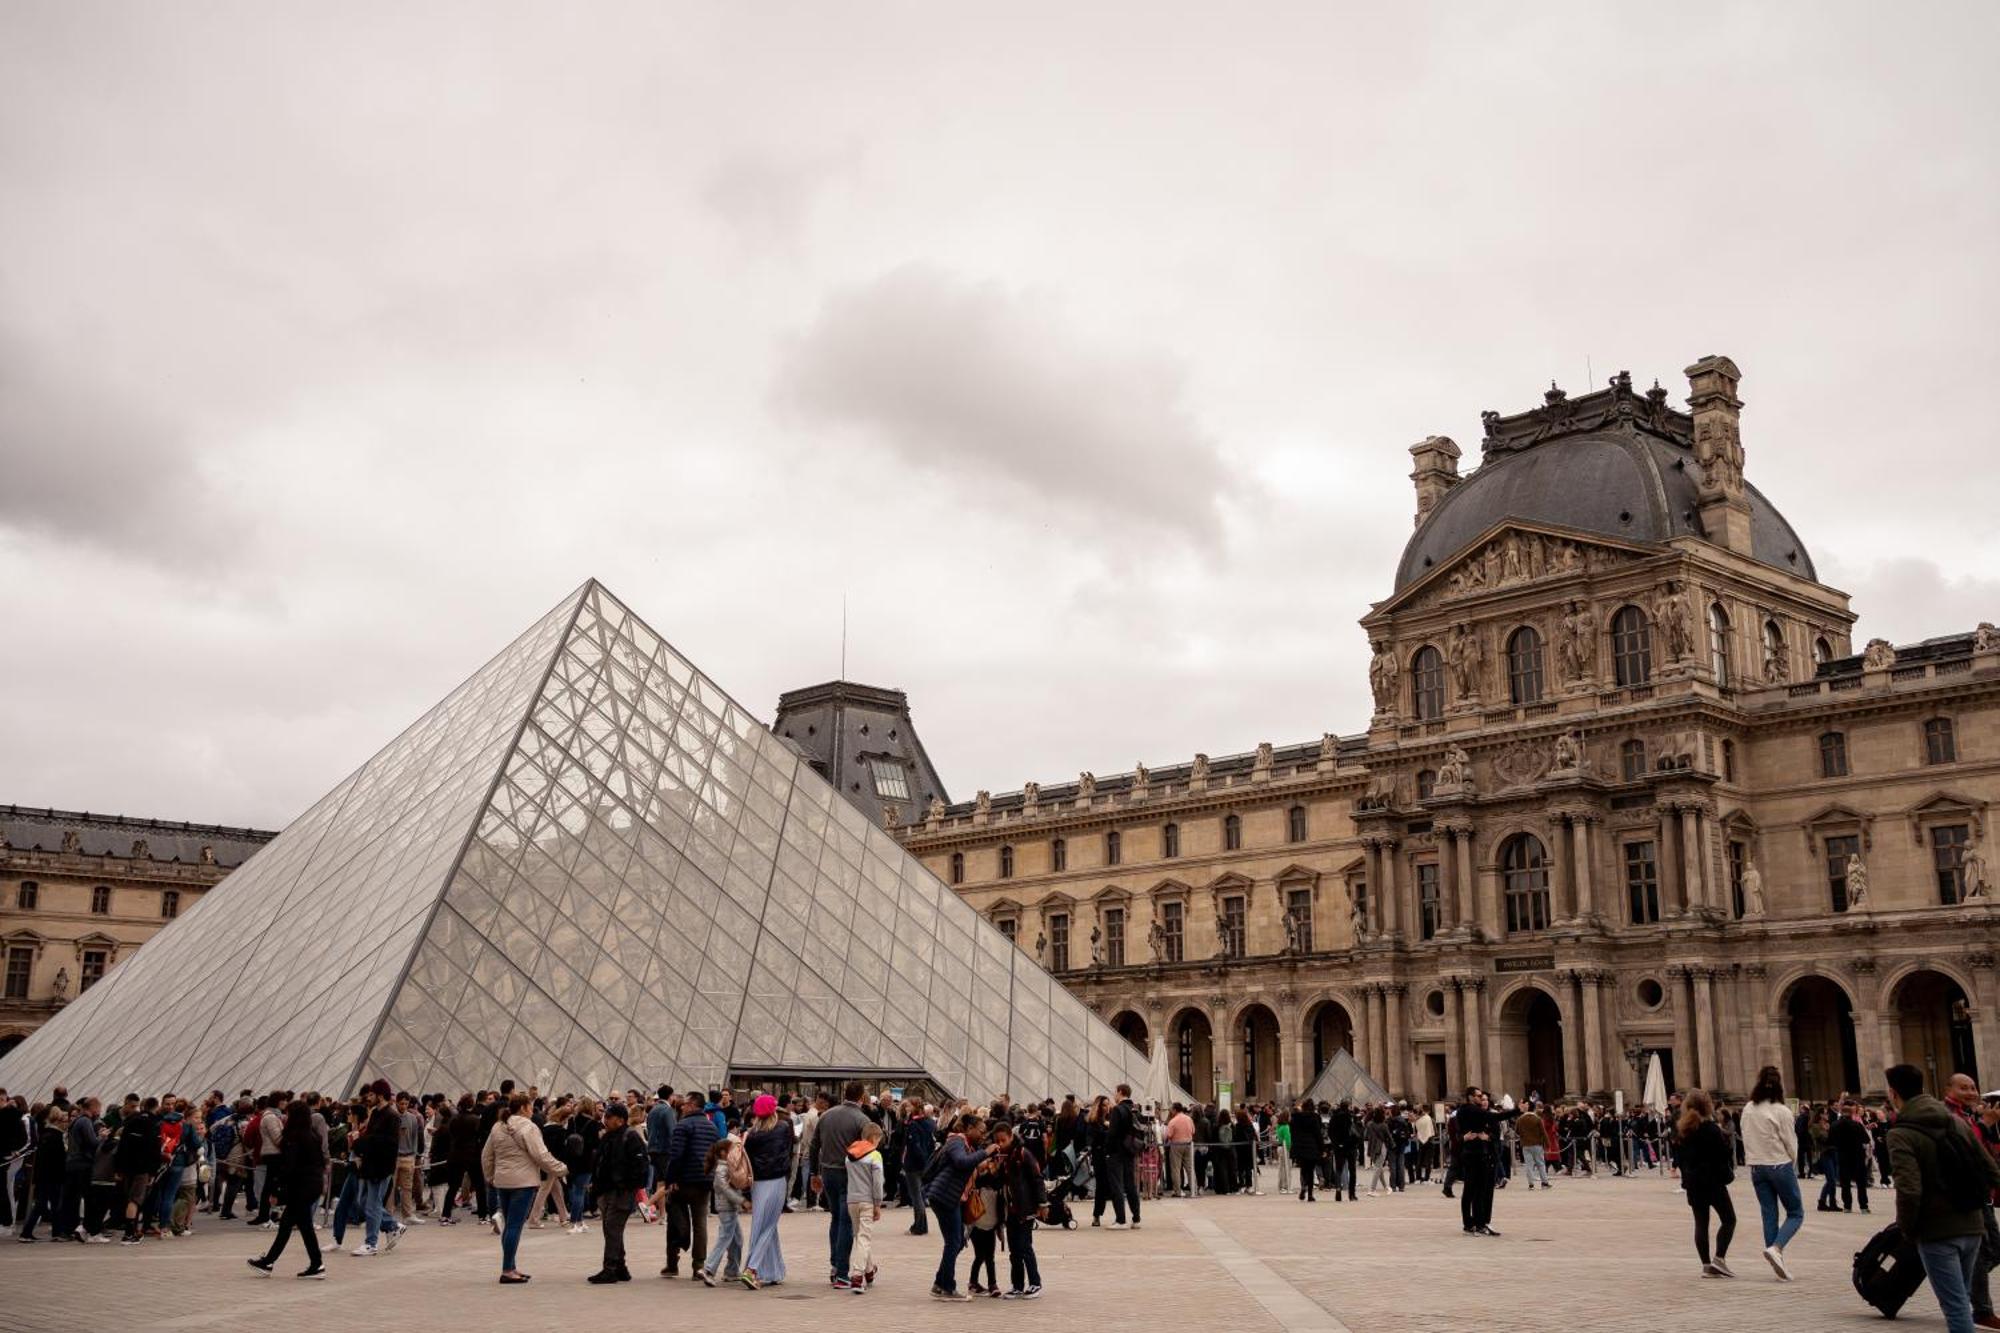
{"left": 1238, "top": 1003, "right": 1281, "bottom": 1102}
{"left": 1893, "top": 969, "right": 1978, "bottom": 1091}
{"left": 1786, "top": 975, "right": 1859, "bottom": 1101}
{"left": 1495, "top": 985, "right": 1564, "bottom": 1104}
{"left": 1172, "top": 1008, "right": 1215, "bottom": 1103}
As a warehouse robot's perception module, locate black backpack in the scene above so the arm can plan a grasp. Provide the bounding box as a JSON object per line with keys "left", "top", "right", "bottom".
{"left": 1919, "top": 1120, "right": 1993, "bottom": 1213}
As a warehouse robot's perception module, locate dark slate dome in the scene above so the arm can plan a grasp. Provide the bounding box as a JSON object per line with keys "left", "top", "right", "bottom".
{"left": 1394, "top": 379, "right": 1816, "bottom": 592}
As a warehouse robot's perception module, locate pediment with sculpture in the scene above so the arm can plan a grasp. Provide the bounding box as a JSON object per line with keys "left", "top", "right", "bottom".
{"left": 1377, "top": 522, "right": 1661, "bottom": 617}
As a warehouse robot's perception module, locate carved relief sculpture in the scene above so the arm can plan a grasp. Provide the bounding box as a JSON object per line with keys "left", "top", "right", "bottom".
{"left": 52, "top": 967, "right": 70, "bottom": 1001}
{"left": 62, "top": 830, "right": 81, "bottom": 854}
{"left": 1347, "top": 881, "right": 1367, "bottom": 939}
{"left": 1435, "top": 744, "right": 1474, "bottom": 793}
{"left": 1090, "top": 925, "right": 1104, "bottom": 967}
{"left": 1447, "top": 623, "right": 1485, "bottom": 705}
{"left": 926, "top": 796, "right": 945, "bottom": 824}
{"left": 1740, "top": 858, "right": 1765, "bottom": 916}
{"left": 1368, "top": 640, "right": 1399, "bottom": 715}
{"left": 881, "top": 803, "right": 900, "bottom": 830}
{"left": 1558, "top": 600, "right": 1597, "bottom": 684}
{"left": 1960, "top": 848, "right": 1989, "bottom": 903}
{"left": 1282, "top": 911, "right": 1300, "bottom": 955}
{"left": 1076, "top": 772, "right": 1096, "bottom": 803}
{"left": 1035, "top": 931, "right": 1048, "bottom": 966}
{"left": 1976, "top": 623, "right": 2000, "bottom": 654}
{"left": 1552, "top": 730, "right": 1583, "bottom": 774}
{"left": 1657, "top": 581, "right": 1694, "bottom": 662}
{"left": 1845, "top": 856, "right": 1870, "bottom": 911}
{"left": 1148, "top": 915, "right": 1167, "bottom": 962}
{"left": 1862, "top": 638, "right": 1895, "bottom": 670}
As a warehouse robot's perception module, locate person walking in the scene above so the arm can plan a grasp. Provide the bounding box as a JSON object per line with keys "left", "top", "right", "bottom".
{"left": 247, "top": 1102, "right": 326, "bottom": 1279}
{"left": 1812, "top": 1109, "right": 1842, "bottom": 1211}
{"left": 1887, "top": 1063, "right": 2000, "bottom": 1333}
{"left": 812, "top": 1081, "right": 872, "bottom": 1287}
{"left": 925, "top": 1111, "right": 994, "bottom": 1301}
{"left": 1942, "top": 1073, "right": 2000, "bottom": 1331}
{"left": 350, "top": 1083, "right": 402, "bottom": 1256}
{"left": 1740, "top": 1065, "right": 1804, "bottom": 1280}
{"left": 660, "top": 1087, "right": 717, "bottom": 1278}
{"left": 901, "top": 1101, "right": 935, "bottom": 1234}
{"left": 1833, "top": 1101, "right": 1873, "bottom": 1214}
{"left": 585, "top": 1101, "right": 647, "bottom": 1284}
{"left": 1290, "top": 1099, "right": 1324, "bottom": 1201}
{"left": 1364, "top": 1107, "right": 1392, "bottom": 1197}
{"left": 700, "top": 1133, "right": 750, "bottom": 1286}
{"left": 14, "top": 1107, "right": 67, "bottom": 1242}
{"left": 1677, "top": 1089, "right": 1737, "bottom": 1278}
{"left": 844, "top": 1121, "right": 886, "bottom": 1293}
{"left": 1516, "top": 1104, "right": 1551, "bottom": 1190}
{"left": 481, "top": 1091, "right": 565, "bottom": 1284}
{"left": 740, "top": 1094, "right": 794, "bottom": 1290}
{"left": 438, "top": 1094, "right": 488, "bottom": 1225}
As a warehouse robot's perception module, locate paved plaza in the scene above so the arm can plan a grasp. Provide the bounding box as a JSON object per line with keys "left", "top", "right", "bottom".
{"left": 0, "top": 1173, "right": 1928, "bottom": 1332}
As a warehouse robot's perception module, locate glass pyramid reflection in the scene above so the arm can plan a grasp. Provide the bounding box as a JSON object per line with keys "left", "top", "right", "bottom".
{"left": 0, "top": 581, "right": 1158, "bottom": 1103}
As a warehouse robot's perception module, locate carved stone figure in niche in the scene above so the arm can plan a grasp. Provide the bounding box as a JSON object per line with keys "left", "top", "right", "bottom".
{"left": 1362, "top": 770, "right": 1398, "bottom": 807}
{"left": 1552, "top": 730, "right": 1583, "bottom": 773}
{"left": 1368, "top": 640, "right": 1399, "bottom": 713}
{"left": 1762, "top": 638, "right": 1788, "bottom": 684}
{"left": 1959, "top": 849, "right": 1989, "bottom": 904}
{"left": 1447, "top": 623, "right": 1485, "bottom": 703}
{"left": 1740, "top": 858, "right": 1765, "bottom": 917}
{"left": 52, "top": 967, "right": 70, "bottom": 1001}
{"left": 1528, "top": 535, "right": 1548, "bottom": 580}
{"left": 1346, "top": 882, "right": 1368, "bottom": 938}
{"left": 1502, "top": 534, "right": 1526, "bottom": 582}
{"left": 1076, "top": 772, "right": 1096, "bottom": 802}
{"left": 1657, "top": 582, "right": 1694, "bottom": 662}
{"left": 1035, "top": 931, "right": 1048, "bottom": 965}
{"left": 1845, "top": 855, "right": 1870, "bottom": 911}
{"left": 1213, "top": 903, "right": 1231, "bottom": 958}
{"left": 1976, "top": 623, "right": 2000, "bottom": 654}
{"left": 1190, "top": 753, "right": 1210, "bottom": 787}
{"left": 130, "top": 839, "right": 149, "bottom": 860}
{"left": 1148, "top": 915, "right": 1167, "bottom": 961}
{"left": 1090, "top": 925, "right": 1104, "bottom": 966}
{"left": 1282, "top": 911, "right": 1301, "bottom": 955}
{"left": 1435, "top": 744, "right": 1473, "bottom": 791}
{"left": 61, "top": 830, "right": 81, "bottom": 854}
{"left": 975, "top": 790, "right": 992, "bottom": 816}
{"left": 1862, "top": 638, "right": 1895, "bottom": 670}
{"left": 1558, "top": 600, "right": 1597, "bottom": 683}
{"left": 881, "top": 803, "right": 900, "bottom": 829}
{"left": 926, "top": 796, "right": 945, "bottom": 823}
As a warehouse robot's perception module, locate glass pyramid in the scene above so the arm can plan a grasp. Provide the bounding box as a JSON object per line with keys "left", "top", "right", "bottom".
{"left": 0, "top": 581, "right": 1157, "bottom": 1104}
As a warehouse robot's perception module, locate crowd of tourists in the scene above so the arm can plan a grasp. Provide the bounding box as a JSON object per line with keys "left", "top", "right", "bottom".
{"left": 3, "top": 1064, "right": 1997, "bottom": 1327}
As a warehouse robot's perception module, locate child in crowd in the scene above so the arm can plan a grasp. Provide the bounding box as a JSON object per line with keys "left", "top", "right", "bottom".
{"left": 699, "top": 1133, "right": 749, "bottom": 1287}
{"left": 845, "top": 1121, "right": 885, "bottom": 1293}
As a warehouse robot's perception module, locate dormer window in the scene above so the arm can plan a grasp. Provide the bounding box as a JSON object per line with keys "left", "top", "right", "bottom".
{"left": 868, "top": 758, "right": 910, "bottom": 801}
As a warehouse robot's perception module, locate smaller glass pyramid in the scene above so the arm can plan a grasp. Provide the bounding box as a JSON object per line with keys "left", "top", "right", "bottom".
{"left": 0, "top": 581, "right": 1157, "bottom": 1104}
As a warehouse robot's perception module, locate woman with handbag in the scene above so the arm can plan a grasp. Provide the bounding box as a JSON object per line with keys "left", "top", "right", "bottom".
{"left": 923, "top": 1113, "right": 996, "bottom": 1301}
{"left": 480, "top": 1092, "right": 566, "bottom": 1284}
{"left": 965, "top": 1124, "right": 1008, "bottom": 1295}
{"left": 740, "top": 1094, "right": 795, "bottom": 1289}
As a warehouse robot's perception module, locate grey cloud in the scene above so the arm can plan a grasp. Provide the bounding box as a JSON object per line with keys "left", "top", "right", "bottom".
{"left": 700, "top": 143, "right": 861, "bottom": 250}
{"left": 1831, "top": 557, "right": 2000, "bottom": 647}
{"left": 774, "top": 264, "right": 1242, "bottom": 548}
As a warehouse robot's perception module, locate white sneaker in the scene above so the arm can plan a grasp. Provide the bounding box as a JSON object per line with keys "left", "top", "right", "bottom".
{"left": 384, "top": 1229, "right": 401, "bottom": 1252}
{"left": 1763, "top": 1245, "right": 1792, "bottom": 1281}
{"left": 88, "top": 1233, "right": 114, "bottom": 1244}
{"left": 351, "top": 1244, "right": 377, "bottom": 1257}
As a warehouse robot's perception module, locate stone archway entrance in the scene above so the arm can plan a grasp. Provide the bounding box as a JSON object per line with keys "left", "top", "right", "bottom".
{"left": 1238, "top": 1004, "right": 1281, "bottom": 1103}
{"left": 1111, "top": 1010, "right": 1150, "bottom": 1056}
{"left": 1786, "top": 975, "right": 1860, "bottom": 1101}
{"left": 1894, "top": 970, "right": 1978, "bottom": 1091}
{"left": 1173, "top": 1009, "right": 1215, "bottom": 1103}
{"left": 1306, "top": 999, "right": 1354, "bottom": 1079}
{"left": 1495, "top": 986, "right": 1564, "bottom": 1104}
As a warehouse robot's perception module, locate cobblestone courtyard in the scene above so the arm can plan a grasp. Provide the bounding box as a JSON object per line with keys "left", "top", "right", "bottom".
{"left": 0, "top": 1174, "right": 1929, "bottom": 1332}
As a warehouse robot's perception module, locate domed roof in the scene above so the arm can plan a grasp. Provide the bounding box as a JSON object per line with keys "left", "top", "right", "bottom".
{"left": 1394, "top": 381, "right": 1815, "bottom": 592}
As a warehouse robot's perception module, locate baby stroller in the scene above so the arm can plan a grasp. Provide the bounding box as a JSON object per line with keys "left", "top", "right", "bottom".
{"left": 1042, "top": 1151, "right": 1089, "bottom": 1230}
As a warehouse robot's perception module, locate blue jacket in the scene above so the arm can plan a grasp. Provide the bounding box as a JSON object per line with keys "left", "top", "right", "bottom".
{"left": 923, "top": 1135, "right": 991, "bottom": 1209}
{"left": 645, "top": 1101, "right": 678, "bottom": 1156}
{"left": 666, "top": 1110, "right": 719, "bottom": 1185}
{"left": 903, "top": 1116, "right": 936, "bottom": 1169}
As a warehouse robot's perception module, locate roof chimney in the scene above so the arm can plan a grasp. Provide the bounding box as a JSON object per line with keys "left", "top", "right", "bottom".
{"left": 1408, "top": 435, "right": 1461, "bottom": 529}
{"left": 1685, "top": 355, "right": 1752, "bottom": 556}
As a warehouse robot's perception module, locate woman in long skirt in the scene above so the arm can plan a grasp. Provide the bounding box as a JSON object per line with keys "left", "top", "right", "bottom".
{"left": 740, "top": 1095, "right": 794, "bottom": 1289}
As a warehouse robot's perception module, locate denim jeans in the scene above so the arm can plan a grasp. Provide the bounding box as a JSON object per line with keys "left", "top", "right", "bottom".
{"left": 1920, "top": 1234, "right": 1983, "bottom": 1333}
{"left": 1522, "top": 1146, "right": 1548, "bottom": 1186}
{"left": 821, "top": 1172, "right": 851, "bottom": 1277}
{"left": 330, "top": 1171, "right": 361, "bottom": 1246}
{"left": 1816, "top": 1151, "right": 1840, "bottom": 1206}
{"left": 149, "top": 1166, "right": 186, "bottom": 1229}
{"left": 705, "top": 1200, "right": 745, "bottom": 1278}
{"left": 1750, "top": 1163, "right": 1805, "bottom": 1250}
{"left": 565, "top": 1171, "right": 592, "bottom": 1223}
{"left": 358, "top": 1174, "right": 399, "bottom": 1247}
{"left": 496, "top": 1185, "right": 535, "bottom": 1272}
{"left": 931, "top": 1201, "right": 966, "bottom": 1293}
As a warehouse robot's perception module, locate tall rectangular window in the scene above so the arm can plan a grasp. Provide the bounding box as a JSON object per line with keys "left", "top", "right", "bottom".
{"left": 1051, "top": 838, "right": 1067, "bottom": 873}
{"left": 1417, "top": 863, "right": 1442, "bottom": 940}
{"left": 1925, "top": 718, "right": 1957, "bottom": 765}
{"left": 1625, "top": 841, "right": 1660, "bottom": 924}
{"left": 1727, "top": 840, "right": 1747, "bottom": 919}
{"left": 3, "top": 946, "right": 30, "bottom": 1000}
{"left": 1931, "top": 824, "right": 1971, "bottom": 904}
{"left": 80, "top": 949, "right": 107, "bottom": 991}
{"left": 1161, "top": 901, "right": 1185, "bottom": 963}
{"left": 1106, "top": 831, "right": 1122, "bottom": 866}
{"left": 90, "top": 885, "right": 111, "bottom": 914}
{"left": 161, "top": 890, "right": 179, "bottom": 919}
{"left": 15, "top": 882, "right": 37, "bottom": 910}
{"left": 1221, "top": 895, "right": 1246, "bottom": 959}
{"left": 1049, "top": 913, "right": 1070, "bottom": 972}
{"left": 1819, "top": 731, "right": 1849, "bottom": 778}
{"left": 997, "top": 917, "right": 1018, "bottom": 946}
{"left": 1223, "top": 815, "right": 1242, "bottom": 851}
{"left": 1621, "top": 739, "right": 1648, "bottom": 782}
{"left": 1287, "top": 806, "right": 1308, "bottom": 843}
{"left": 868, "top": 758, "right": 910, "bottom": 801}
{"left": 1286, "top": 888, "right": 1314, "bottom": 952}
{"left": 1826, "top": 834, "right": 1861, "bottom": 912}
{"left": 1162, "top": 823, "right": 1180, "bottom": 859}
{"left": 1104, "top": 907, "right": 1125, "bottom": 966}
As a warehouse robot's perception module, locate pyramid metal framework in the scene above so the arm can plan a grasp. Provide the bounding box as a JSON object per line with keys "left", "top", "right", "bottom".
{"left": 0, "top": 582, "right": 1158, "bottom": 1102}
{"left": 1301, "top": 1048, "right": 1390, "bottom": 1108}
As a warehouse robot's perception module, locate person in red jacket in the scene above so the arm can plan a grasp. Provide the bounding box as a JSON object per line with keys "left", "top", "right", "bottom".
{"left": 1944, "top": 1073, "right": 2000, "bottom": 1331}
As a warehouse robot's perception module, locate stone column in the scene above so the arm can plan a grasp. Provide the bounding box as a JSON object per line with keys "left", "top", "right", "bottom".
{"left": 1384, "top": 983, "right": 1407, "bottom": 1099}
{"left": 1682, "top": 807, "right": 1709, "bottom": 914}
{"left": 1575, "top": 816, "right": 1597, "bottom": 920}
{"left": 1353, "top": 985, "right": 1373, "bottom": 1080}
{"left": 1446, "top": 981, "right": 1465, "bottom": 1092}
{"left": 1661, "top": 809, "right": 1687, "bottom": 914}
{"left": 1463, "top": 978, "right": 1487, "bottom": 1088}
{"left": 1850, "top": 959, "right": 1886, "bottom": 1099}
{"left": 1383, "top": 841, "right": 1402, "bottom": 939}
{"left": 1456, "top": 828, "right": 1480, "bottom": 932}
{"left": 1560, "top": 970, "right": 1586, "bottom": 1097}
{"left": 1582, "top": 971, "right": 1608, "bottom": 1094}
{"left": 1363, "top": 841, "right": 1383, "bottom": 937}
{"left": 1373, "top": 986, "right": 1392, "bottom": 1085}
{"left": 1693, "top": 968, "right": 1719, "bottom": 1089}
{"left": 1670, "top": 966, "right": 1696, "bottom": 1093}
{"left": 1971, "top": 953, "right": 2000, "bottom": 1087}
{"left": 1551, "top": 816, "right": 1574, "bottom": 920}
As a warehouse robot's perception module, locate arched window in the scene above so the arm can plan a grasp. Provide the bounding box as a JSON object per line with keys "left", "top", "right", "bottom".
{"left": 90, "top": 885, "right": 110, "bottom": 914}
{"left": 1506, "top": 626, "right": 1545, "bottom": 705}
{"left": 1813, "top": 636, "right": 1833, "bottom": 668}
{"left": 1708, "top": 603, "right": 1732, "bottom": 687}
{"left": 1287, "top": 805, "right": 1308, "bottom": 843}
{"left": 949, "top": 852, "right": 964, "bottom": 885}
{"left": 1106, "top": 830, "right": 1123, "bottom": 866}
{"left": 999, "top": 845, "right": 1015, "bottom": 879}
{"left": 1410, "top": 646, "right": 1445, "bottom": 720}
{"left": 1500, "top": 834, "right": 1551, "bottom": 934}
{"left": 1611, "top": 606, "right": 1653, "bottom": 687}
{"left": 1162, "top": 823, "right": 1180, "bottom": 859}
{"left": 1620, "top": 738, "right": 1648, "bottom": 782}
{"left": 1762, "top": 619, "right": 1787, "bottom": 682}
{"left": 1223, "top": 814, "right": 1242, "bottom": 851}
{"left": 1416, "top": 769, "right": 1437, "bottom": 800}
{"left": 1051, "top": 837, "right": 1067, "bottom": 872}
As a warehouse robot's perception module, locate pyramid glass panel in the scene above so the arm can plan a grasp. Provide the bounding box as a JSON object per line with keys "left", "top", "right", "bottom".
{"left": 0, "top": 581, "right": 1160, "bottom": 1103}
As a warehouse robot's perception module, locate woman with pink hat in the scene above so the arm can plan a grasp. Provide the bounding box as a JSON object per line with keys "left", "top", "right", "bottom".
{"left": 739, "top": 1094, "right": 793, "bottom": 1289}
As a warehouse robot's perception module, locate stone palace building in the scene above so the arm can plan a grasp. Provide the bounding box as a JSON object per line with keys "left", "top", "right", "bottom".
{"left": 875, "top": 358, "right": 1999, "bottom": 1108}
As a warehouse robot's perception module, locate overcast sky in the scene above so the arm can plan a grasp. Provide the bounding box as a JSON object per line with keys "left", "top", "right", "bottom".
{"left": 4, "top": 2, "right": 1997, "bottom": 830}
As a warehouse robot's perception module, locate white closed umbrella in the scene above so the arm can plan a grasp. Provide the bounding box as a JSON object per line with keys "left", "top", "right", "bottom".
{"left": 1142, "top": 1034, "right": 1175, "bottom": 1114}
{"left": 1642, "top": 1052, "right": 1668, "bottom": 1111}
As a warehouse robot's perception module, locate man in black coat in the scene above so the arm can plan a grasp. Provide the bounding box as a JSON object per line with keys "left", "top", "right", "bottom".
{"left": 1289, "top": 1099, "right": 1325, "bottom": 1201}
{"left": 1831, "top": 1103, "right": 1872, "bottom": 1213}
{"left": 588, "top": 1103, "right": 649, "bottom": 1283}
{"left": 1103, "top": 1085, "right": 1143, "bottom": 1229}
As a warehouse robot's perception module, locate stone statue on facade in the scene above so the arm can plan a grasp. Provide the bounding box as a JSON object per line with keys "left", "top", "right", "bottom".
{"left": 1347, "top": 882, "right": 1368, "bottom": 940}
{"left": 1035, "top": 931, "right": 1048, "bottom": 966}
{"left": 1740, "top": 858, "right": 1765, "bottom": 917}
{"left": 1022, "top": 781, "right": 1039, "bottom": 812}
{"left": 52, "top": 967, "right": 70, "bottom": 1002}
{"left": 1148, "top": 915, "right": 1167, "bottom": 962}
{"left": 61, "top": 830, "right": 81, "bottom": 854}
{"left": 1213, "top": 902, "right": 1232, "bottom": 959}
{"left": 1132, "top": 762, "right": 1150, "bottom": 794}
{"left": 1253, "top": 741, "right": 1274, "bottom": 777}
{"left": 1447, "top": 623, "right": 1484, "bottom": 704}
{"left": 974, "top": 790, "right": 992, "bottom": 817}
{"left": 1845, "top": 855, "right": 1871, "bottom": 911}
{"left": 1960, "top": 848, "right": 1990, "bottom": 903}
{"left": 926, "top": 796, "right": 945, "bottom": 823}
{"left": 1368, "top": 640, "right": 1399, "bottom": 715}
{"left": 880, "top": 803, "right": 900, "bottom": 830}
{"left": 1435, "top": 744, "right": 1473, "bottom": 793}
{"left": 1089, "top": 925, "right": 1104, "bottom": 966}
{"left": 1551, "top": 730, "right": 1583, "bottom": 775}
{"left": 1862, "top": 638, "right": 1895, "bottom": 670}
{"left": 200, "top": 844, "right": 216, "bottom": 865}
{"left": 1320, "top": 732, "right": 1338, "bottom": 763}
{"left": 1190, "top": 753, "right": 1210, "bottom": 788}
{"left": 1657, "top": 582, "right": 1694, "bottom": 662}
{"left": 130, "top": 838, "right": 149, "bottom": 860}
{"left": 1763, "top": 638, "right": 1789, "bottom": 684}
{"left": 1076, "top": 772, "right": 1096, "bottom": 803}
{"left": 1282, "top": 910, "right": 1301, "bottom": 955}
{"left": 1558, "top": 600, "right": 1596, "bottom": 683}
{"left": 1502, "top": 533, "right": 1526, "bottom": 582}
{"left": 1976, "top": 623, "right": 2000, "bottom": 654}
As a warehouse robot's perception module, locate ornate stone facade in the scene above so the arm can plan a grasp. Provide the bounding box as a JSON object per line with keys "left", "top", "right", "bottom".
{"left": 0, "top": 807, "right": 273, "bottom": 1054}
{"left": 896, "top": 358, "right": 2000, "bottom": 1106}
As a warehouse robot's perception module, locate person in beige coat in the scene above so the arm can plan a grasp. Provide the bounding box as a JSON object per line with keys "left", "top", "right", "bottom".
{"left": 481, "top": 1093, "right": 566, "bottom": 1284}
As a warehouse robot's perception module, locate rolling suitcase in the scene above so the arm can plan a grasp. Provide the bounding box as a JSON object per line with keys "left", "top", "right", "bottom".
{"left": 1852, "top": 1222, "right": 1928, "bottom": 1318}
